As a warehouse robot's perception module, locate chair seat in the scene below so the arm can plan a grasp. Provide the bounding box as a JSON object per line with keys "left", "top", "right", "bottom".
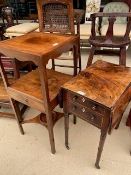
{"left": 101, "top": 24, "right": 131, "bottom": 38}
{"left": 89, "top": 36, "right": 130, "bottom": 47}
{"left": 7, "top": 69, "right": 72, "bottom": 112}
{"left": 4, "top": 23, "right": 39, "bottom": 38}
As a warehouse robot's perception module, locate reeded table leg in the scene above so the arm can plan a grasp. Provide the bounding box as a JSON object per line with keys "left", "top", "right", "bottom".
{"left": 95, "top": 129, "right": 108, "bottom": 169}
{"left": 65, "top": 113, "right": 70, "bottom": 150}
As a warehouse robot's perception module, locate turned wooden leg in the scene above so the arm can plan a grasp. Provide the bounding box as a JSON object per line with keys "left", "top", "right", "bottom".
{"left": 86, "top": 45, "right": 96, "bottom": 67}
{"left": 119, "top": 47, "right": 126, "bottom": 66}
{"left": 95, "top": 129, "right": 108, "bottom": 169}
{"left": 65, "top": 113, "right": 70, "bottom": 150}
{"left": 52, "top": 59, "right": 55, "bottom": 70}
{"left": 9, "top": 98, "right": 24, "bottom": 135}
{"left": 46, "top": 112, "right": 56, "bottom": 154}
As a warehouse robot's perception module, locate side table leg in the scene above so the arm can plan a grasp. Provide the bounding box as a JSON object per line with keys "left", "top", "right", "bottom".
{"left": 73, "top": 115, "right": 77, "bottom": 124}
{"left": 95, "top": 129, "right": 108, "bottom": 169}
{"left": 46, "top": 112, "right": 56, "bottom": 154}
{"left": 10, "top": 98, "right": 24, "bottom": 135}
{"left": 65, "top": 113, "right": 70, "bottom": 150}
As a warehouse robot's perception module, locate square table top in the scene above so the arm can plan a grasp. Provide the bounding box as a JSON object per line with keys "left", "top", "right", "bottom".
{"left": 62, "top": 60, "right": 131, "bottom": 109}
{"left": 0, "top": 32, "right": 78, "bottom": 65}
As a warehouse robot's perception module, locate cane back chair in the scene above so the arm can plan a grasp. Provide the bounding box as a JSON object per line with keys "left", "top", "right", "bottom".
{"left": 37, "top": 0, "right": 81, "bottom": 74}
{"left": 87, "top": 12, "right": 131, "bottom": 67}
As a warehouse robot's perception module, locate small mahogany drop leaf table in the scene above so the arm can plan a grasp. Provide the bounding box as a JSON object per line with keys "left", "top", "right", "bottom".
{"left": 0, "top": 32, "right": 79, "bottom": 153}
{"left": 61, "top": 60, "right": 131, "bottom": 168}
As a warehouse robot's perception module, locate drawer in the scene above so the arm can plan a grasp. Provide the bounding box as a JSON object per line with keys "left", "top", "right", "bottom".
{"left": 67, "top": 91, "right": 106, "bottom": 116}
{"left": 70, "top": 103, "right": 103, "bottom": 128}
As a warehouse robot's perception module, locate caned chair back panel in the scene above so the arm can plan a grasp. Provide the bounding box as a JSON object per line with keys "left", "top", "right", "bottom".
{"left": 36, "top": 0, "right": 75, "bottom": 34}
{"left": 102, "top": 2, "right": 129, "bottom": 25}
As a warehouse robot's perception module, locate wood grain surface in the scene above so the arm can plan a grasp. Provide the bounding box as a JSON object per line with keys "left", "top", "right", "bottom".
{"left": 62, "top": 60, "right": 131, "bottom": 108}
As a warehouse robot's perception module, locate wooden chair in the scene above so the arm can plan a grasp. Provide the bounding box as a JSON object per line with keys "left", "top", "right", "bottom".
{"left": 1, "top": 6, "right": 35, "bottom": 78}
{"left": 87, "top": 12, "right": 131, "bottom": 67}
{"left": 1, "top": 6, "right": 39, "bottom": 39}
{"left": 1, "top": 6, "right": 18, "bottom": 28}
{"left": 0, "top": 76, "right": 14, "bottom": 118}
{"left": 37, "top": 0, "right": 81, "bottom": 74}
{"left": 0, "top": 57, "right": 28, "bottom": 119}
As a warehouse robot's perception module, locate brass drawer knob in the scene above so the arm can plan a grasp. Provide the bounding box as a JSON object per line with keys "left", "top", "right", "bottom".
{"left": 82, "top": 97, "right": 85, "bottom": 102}
{"left": 92, "top": 105, "right": 96, "bottom": 111}
{"left": 82, "top": 107, "right": 86, "bottom": 113}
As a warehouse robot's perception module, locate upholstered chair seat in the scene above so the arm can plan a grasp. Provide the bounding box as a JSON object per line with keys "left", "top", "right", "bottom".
{"left": 4, "top": 22, "right": 39, "bottom": 38}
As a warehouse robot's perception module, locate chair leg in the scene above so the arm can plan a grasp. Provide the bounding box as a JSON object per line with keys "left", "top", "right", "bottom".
{"left": 78, "top": 40, "right": 82, "bottom": 72}
{"left": 86, "top": 45, "right": 96, "bottom": 67}
{"left": 13, "top": 59, "right": 20, "bottom": 79}
{"left": 119, "top": 47, "right": 126, "bottom": 66}
{"left": 9, "top": 98, "right": 24, "bottom": 135}
{"left": 52, "top": 59, "right": 55, "bottom": 70}
{"left": 46, "top": 112, "right": 56, "bottom": 154}
{"left": 73, "top": 45, "right": 78, "bottom": 76}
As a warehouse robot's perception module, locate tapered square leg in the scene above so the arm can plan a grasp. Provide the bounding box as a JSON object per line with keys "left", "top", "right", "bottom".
{"left": 64, "top": 113, "right": 70, "bottom": 150}
{"left": 95, "top": 130, "right": 108, "bottom": 169}
{"left": 10, "top": 98, "right": 24, "bottom": 135}
{"left": 73, "top": 115, "right": 77, "bottom": 124}
{"left": 46, "top": 112, "right": 56, "bottom": 154}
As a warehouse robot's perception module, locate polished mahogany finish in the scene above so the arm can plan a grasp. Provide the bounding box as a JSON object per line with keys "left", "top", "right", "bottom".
{"left": 87, "top": 12, "right": 131, "bottom": 67}
{"left": 61, "top": 60, "right": 131, "bottom": 168}
{"left": 0, "top": 32, "right": 79, "bottom": 154}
